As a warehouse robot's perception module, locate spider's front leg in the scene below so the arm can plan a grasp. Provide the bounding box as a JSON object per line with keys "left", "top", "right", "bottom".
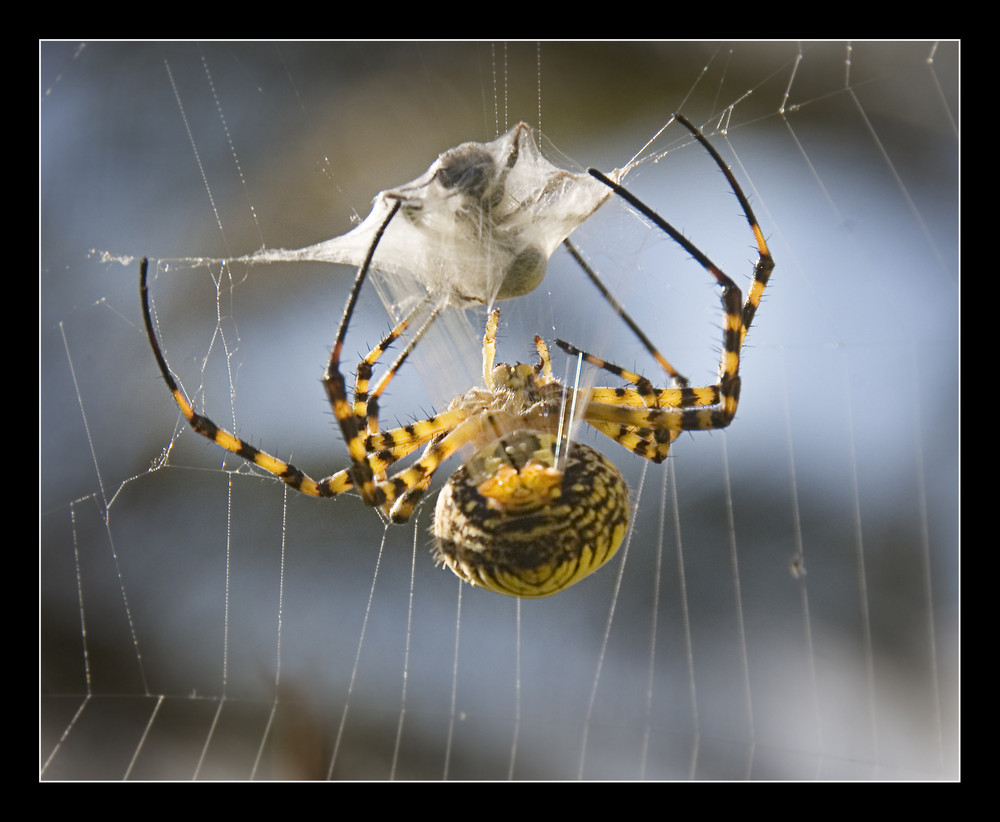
{"left": 140, "top": 257, "right": 360, "bottom": 500}
{"left": 321, "top": 197, "right": 419, "bottom": 511}
{"left": 322, "top": 300, "right": 447, "bottom": 514}
{"left": 317, "top": 196, "right": 469, "bottom": 521}
{"left": 349, "top": 311, "right": 506, "bottom": 523}
{"left": 556, "top": 114, "right": 773, "bottom": 463}
{"left": 557, "top": 274, "right": 745, "bottom": 464}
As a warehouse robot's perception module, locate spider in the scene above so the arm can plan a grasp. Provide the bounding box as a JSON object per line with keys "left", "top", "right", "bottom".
{"left": 140, "top": 114, "right": 773, "bottom": 598}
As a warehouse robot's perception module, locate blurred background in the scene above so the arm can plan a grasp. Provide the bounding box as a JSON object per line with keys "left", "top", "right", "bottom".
{"left": 41, "top": 41, "right": 958, "bottom": 780}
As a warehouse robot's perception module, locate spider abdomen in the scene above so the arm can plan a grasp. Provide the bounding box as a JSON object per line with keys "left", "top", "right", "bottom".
{"left": 432, "top": 436, "right": 629, "bottom": 598}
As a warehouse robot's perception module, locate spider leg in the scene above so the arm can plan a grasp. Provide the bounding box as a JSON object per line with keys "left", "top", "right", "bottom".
{"left": 371, "top": 310, "right": 540, "bottom": 523}
{"left": 591, "top": 389, "right": 759, "bottom": 459}
{"left": 586, "top": 419, "right": 676, "bottom": 462}
{"left": 141, "top": 253, "right": 472, "bottom": 513}
{"left": 585, "top": 165, "right": 744, "bottom": 413}
{"left": 483, "top": 309, "right": 499, "bottom": 387}
{"left": 328, "top": 237, "right": 506, "bottom": 520}
{"left": 559, "top": 278, "right": 742, "bottom": 464}
{"left": 352, "top": 301, "right": 442, "bottom": 489}
{"left": 556, "top": 343, "right": 721, "bottom": 410}
{"left": 322, "top": 200, "right": 416, "bottom": 506}
{"left": 563, "top": 238, "right": 689, "bottom": 388}
{"left": 380, "top": 427, "right": 453, "bottom": 522}
{"left": 671, "top": 113, "right": 774, "bottom": 343}
{"left": 349, "top": 298, "right": 433, "bottom": 436}
{"left": 588, "top": 113, "right": 774, "bottom": 349}
{"left": 141, "top": 197, "right": 421, "bottom": 505}
{"left": 367, "top": 411, "right": 498, "bottom": 523}
{"left": 554, "top": 114, "right": 773, "bottom": 463}
{"left": 140, "top": 256, "right": 352, "bottom": 498}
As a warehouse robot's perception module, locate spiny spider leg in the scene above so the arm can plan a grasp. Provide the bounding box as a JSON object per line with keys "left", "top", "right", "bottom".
{"left": 584, "top": 113, "right": 773, "bottom": 347}
{"left": 324, "top": 200, "right": 403, "bottom": 503}
{"left": 141, "top": 257, "right": 349, "bottom": 498}
{"left": 140, "top": 198, "right": 434, "bottom": 506}
{"left": 552, "top": 113, "right": 773, "bottom": 457}
{"left": 562, "top": 238, "right": 689, "bottom": 389}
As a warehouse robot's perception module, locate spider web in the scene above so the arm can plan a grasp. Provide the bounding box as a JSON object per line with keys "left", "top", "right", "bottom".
{"left": 40, "top": 41, "right": 959, "bottom": 780}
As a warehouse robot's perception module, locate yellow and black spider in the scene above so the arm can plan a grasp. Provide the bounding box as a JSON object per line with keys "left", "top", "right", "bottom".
{"left": 140, "top": 114, "right": 773, "bottom": 598}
